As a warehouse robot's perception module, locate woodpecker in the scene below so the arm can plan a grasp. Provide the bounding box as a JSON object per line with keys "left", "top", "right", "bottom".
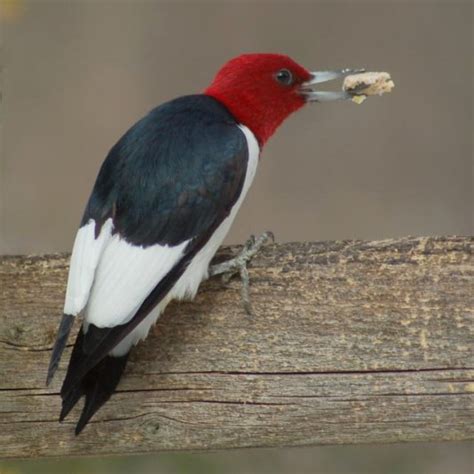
{"left": 47, "top": 53, "right": 361, "bottom": 434}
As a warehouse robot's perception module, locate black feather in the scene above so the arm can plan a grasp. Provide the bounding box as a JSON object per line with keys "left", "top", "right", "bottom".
{"left": 60, "top": 327, "right": 129, "bottom": 434}
{"left": 73, "top": 354, "right": 129, "bottom": 435}
{"left": 59, "top": 384, "right": 84, "bottom": 422}
{"left": 46, "top": 313, "right": 75, "bottom": 386}
{"left": 80, "top": 94, "right": 248, "bottom": 247}
{"left": 59, "top": 328, "right": 87, "bottom": 419}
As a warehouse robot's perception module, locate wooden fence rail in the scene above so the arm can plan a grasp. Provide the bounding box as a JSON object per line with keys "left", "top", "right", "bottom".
{"left": 0, "top": 236, "right": 473, "bottom": 459}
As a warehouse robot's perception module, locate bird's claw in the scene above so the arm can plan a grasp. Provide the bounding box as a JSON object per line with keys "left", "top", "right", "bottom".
{"left": 209, "top": 231, "right": 274, "bottom": 315}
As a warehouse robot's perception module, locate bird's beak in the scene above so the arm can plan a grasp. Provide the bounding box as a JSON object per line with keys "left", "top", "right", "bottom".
{"left": 300, "top": 68, "right": 365, "bottom": 102}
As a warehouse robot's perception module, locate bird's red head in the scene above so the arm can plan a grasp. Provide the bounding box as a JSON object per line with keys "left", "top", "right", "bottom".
{"left": 205, "top": 54, "right": 312, "bottom": 146}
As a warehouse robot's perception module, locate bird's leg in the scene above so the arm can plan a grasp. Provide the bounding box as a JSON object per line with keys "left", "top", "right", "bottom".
{"left": 209, "top": 231, "right": 274, "bottom": 315}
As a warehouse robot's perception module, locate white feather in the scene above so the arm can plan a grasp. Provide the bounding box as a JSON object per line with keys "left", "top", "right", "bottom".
{"left": 63, "top": 218, "right": 113, "bottom": 316}
{"left": 110, "top": 124, "right": 260, "bottom": 356}
{"left": 84, "top": 237, "right": 189, "bottom": 329}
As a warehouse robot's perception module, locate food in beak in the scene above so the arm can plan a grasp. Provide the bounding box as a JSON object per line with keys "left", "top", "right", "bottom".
{"left": 343, "top": 72, "right": 395, "bottom": 104}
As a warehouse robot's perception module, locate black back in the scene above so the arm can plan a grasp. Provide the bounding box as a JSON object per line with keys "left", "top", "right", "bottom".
{"left": 82, "top": 94, "right": 248, "bottom": 246}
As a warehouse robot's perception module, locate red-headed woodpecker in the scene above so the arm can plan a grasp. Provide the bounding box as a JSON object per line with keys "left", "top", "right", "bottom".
{"left": 47, "top": 53, "right": 362, "bottom": 434}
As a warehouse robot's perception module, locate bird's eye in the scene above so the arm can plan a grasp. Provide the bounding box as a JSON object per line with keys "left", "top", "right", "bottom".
{"left": 275, "top": 69, "right": 294, "bottom": 86}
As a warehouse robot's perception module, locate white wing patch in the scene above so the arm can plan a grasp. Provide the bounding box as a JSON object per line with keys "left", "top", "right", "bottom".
{"left": 84, "top": 236, "right": 189, "bottom": 329}
{"left": 63, "top": 218, "right": 113, "bottom": 316}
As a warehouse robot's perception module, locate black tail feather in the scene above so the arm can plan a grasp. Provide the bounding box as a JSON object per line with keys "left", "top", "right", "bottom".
{"left": 60, "top": 327, "right": 87, "bottom": 399}
{"left": 59, "top": 383, "right": 84, "bottom": 422}
{"left": 73, "top": 353, "right": 129, "bottom": 435}
{"left": 60, "top": 327, "right": 129, "bottom": 435}
{"left": 46, "top": 314, "right": 75, "bottom": 386}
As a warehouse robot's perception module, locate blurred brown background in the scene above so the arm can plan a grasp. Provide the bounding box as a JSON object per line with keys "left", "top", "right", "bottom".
{"left": 1, "top": 0, "right": 472, "bottom": 255}
{"left": 0, "top": 0, "right": 472, "bottom": 472}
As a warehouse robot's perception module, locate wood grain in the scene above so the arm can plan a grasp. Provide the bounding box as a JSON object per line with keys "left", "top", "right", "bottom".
{"left": 0, "top": 237, "right": 473, "bottom": 458}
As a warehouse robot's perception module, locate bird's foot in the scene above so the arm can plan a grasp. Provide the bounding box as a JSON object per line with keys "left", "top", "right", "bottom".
{"left": 209, "top": 231, "right": 274, "bottom": 315}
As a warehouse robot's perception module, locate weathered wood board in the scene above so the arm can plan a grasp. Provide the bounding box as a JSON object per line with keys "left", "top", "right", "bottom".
{"left": 0, "top": 237, "right": 472, "bottom": 458}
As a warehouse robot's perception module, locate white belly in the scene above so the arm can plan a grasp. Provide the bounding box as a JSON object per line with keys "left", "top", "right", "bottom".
{"left": 111, "top": 124, "right": 259, "bottom": 356}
